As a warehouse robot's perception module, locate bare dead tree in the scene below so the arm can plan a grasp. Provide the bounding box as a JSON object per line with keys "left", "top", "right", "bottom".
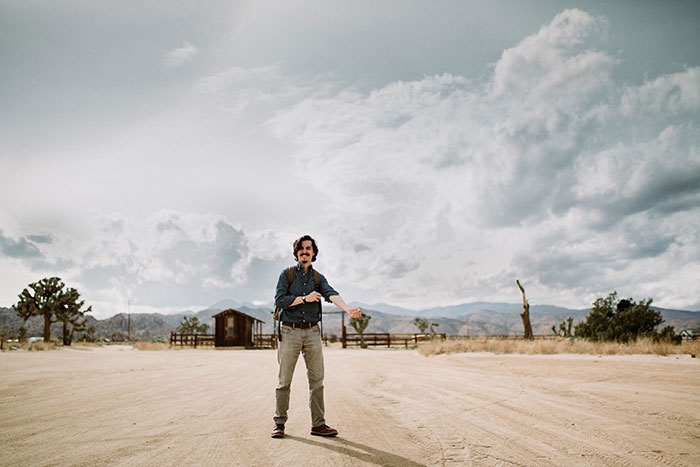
{"left": 516, "top": 279, "right": 533, "bottom": 339}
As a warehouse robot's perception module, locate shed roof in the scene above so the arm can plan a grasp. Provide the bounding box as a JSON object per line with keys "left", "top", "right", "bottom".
{"left": 212, "top": 308, "right": 265, "bottom": 324}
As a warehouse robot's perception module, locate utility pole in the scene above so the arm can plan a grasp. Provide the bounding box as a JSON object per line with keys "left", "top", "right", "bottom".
{"left": 127, "top": 299, "right": 131, "bottom": 343}
{"left": 341, "top": 311, "right": 346, "bottom": 348}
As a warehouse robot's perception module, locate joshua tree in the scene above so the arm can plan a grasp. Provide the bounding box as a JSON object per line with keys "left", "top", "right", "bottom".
{"left": 57, "top": 287, "right": 90, "bottom": 345}
{"left": 178, "top": 316, "right": 210, "bottom": 334}
{"left": 350, "top": 313, "right": 371, "bottom": 348}
{"left": 14, "top": 277, "right": 92, "bottom": 344}
{"left": 552, "top": 317, "right": 574, "bottom": 337}
{"left": 412, "top": 317, "right": 429, "bottom": 334}
{"left": 565, "top": 316, "right": 573, "bottom": 337}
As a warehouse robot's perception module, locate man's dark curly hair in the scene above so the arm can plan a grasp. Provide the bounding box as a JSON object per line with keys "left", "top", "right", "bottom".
{"left": 293, "top": 235, "right": 319, "bottom": 262}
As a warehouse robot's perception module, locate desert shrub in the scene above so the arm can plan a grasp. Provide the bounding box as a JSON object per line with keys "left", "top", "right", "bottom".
{"left": 326, "top": 334, "right": 338, "bottom": 343}
{"left": 133, "top": 341, "right": 169, "bottom": 351}
{"left": 654, "top": 326, "right": 682, "bottom": 344}
{"left": 574, "top": 292, "right": 663, "bottom": 343}
{"left": 30, "top": 341, "right": 57, "bottom": 351}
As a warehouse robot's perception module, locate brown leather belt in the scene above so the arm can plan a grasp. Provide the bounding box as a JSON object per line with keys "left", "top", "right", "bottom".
{"left": 282, "top": 321, "right": 318, "bottom": 329}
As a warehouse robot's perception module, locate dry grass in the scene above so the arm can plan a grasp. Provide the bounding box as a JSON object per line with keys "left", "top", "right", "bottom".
{"left": 29, "top": 341, "right": 59, "bottom": 351}
{"left": 418, "top": 337, "right": 700, "bottom": 357}
{"left": 132, "top": 342, "right": 170, "bottom": 351}
{"left": 2, "top": 341, "right": 102, "bottom": 351}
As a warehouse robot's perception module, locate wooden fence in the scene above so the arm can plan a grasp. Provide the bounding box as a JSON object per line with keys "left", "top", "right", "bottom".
{"left": 170, "top": 331, "right": 556, "bottom": 349}
{"left": 262, "top": 331, "right": 453, "bottom": 348}
{"left": 169, "top": 332, "right": 215, "bottom": 348}
{"left": 255, "top": 332, "right": 442, "bottom": 349}
{"left": 343, "top": 332, "right": 447, "bottom": 348}
{"left": 256, "top": 334, "right": 277, "bottom": 349}
{"left": 255, "top": 331, "right": 442, "bottom": 349}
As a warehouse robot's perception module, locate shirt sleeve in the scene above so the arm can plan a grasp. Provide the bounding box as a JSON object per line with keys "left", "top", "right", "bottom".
{"left": 318, "top": 272, "right": 339, "bottom": 301}
{"left": 274, "top": 269, "right": 296, "bottom": 309}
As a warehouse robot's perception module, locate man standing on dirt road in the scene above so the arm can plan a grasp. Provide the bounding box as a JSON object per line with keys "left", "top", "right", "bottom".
{"left": 272, "top": 234, "right": 362, "bottom": 439}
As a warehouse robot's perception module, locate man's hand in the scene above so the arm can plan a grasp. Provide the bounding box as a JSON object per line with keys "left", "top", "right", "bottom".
{"left": 305, "top": 291, "right": 322, "bottom": 302}
{"left": 329, "top": 295, "right": 361, "bottom": 318}
{"left": 347, "top": 307, "right": 362, "bottom": 319}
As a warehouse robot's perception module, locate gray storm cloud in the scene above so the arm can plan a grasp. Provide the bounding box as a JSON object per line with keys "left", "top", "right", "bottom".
{"left": 0, "top": 231, "right": 43, "bottom": 259}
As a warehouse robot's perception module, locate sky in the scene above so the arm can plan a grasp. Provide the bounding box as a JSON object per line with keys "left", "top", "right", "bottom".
{"left": 1, "top": 0, "right": 699, "bottom": 319}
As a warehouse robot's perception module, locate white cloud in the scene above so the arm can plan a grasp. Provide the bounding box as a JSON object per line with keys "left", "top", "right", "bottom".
{"left": 490, "top": 9, "right": 611, "bottom": 100}
{"left": 164, "top": 41, "right": 199, "bottom": 67}
{"left": 3, "top": 7, "right": 698, "bottom": 315}
{"left": 621, "top": 67, "right": 700, "bottom": 116}
{"left": 196, "top": 66, "right": 280, "bottom": 94}
{"left": 196, "top": 66, "right": 338, "bottom": 116}
{"left": 263, "top": 9, "right": 700, "bottom": 309}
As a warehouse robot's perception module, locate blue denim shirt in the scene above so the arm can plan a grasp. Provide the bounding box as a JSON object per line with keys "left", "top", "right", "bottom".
{"left": 274, "top": 263, "right": 338, "bottom": 323}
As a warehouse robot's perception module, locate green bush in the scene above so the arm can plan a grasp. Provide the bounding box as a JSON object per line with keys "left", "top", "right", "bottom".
{"left": 655, "top": 325, "right": 682, "bottom": 344}
{"left": 574, "top": 292, "right": 664, "bottom": 343}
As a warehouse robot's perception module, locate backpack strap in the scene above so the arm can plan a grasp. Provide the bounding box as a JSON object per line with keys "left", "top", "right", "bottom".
{"left": 275, "top": 267, "right": 297, "bottom": 342}
{"left": 311, "top": 269, "right": 323, "bottom": 339}
{"left": 312, "top": 269, "right": 321, "bottom": 291}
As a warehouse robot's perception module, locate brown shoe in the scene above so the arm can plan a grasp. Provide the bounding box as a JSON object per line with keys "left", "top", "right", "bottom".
{"left": 271, "top": 424, "right": 285, "bottom": 438}
{"left": 310, "top": 424, "right": 338, "bottom": 437}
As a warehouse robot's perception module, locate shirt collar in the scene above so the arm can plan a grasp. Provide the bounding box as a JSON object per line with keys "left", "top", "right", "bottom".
{"left": 296, "top": 262, "right": 313, "bottom": 273}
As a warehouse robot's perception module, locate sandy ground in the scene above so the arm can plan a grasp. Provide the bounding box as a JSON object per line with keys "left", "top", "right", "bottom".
{"left": 1, "top": 345, "right": 699, "bottom": 467}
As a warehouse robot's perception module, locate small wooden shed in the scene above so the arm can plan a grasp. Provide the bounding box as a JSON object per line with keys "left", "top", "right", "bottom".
{"left": 213, "top": 308, "right": 265, "bottom": 348}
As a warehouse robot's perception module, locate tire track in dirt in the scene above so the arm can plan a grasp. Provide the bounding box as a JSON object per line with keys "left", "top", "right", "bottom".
{"left": 2, "top": 346, "right": 699, "bottom": 466}
{"left": 346, "top": 351, "right": 700, "bottom": 466}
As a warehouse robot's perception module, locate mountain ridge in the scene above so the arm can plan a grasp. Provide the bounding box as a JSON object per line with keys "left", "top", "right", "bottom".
{"left": 1, "top": 301, "right": 698, "bottom": 341}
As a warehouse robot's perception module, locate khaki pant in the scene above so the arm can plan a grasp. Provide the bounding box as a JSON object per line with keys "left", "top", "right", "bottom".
{"left": 273, "top": 323, "right": 325, "bottom": 427}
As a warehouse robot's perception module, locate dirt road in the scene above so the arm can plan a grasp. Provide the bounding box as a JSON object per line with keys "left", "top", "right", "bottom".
{"left": 1, "top": 345, "right": 699, "bottom": 466}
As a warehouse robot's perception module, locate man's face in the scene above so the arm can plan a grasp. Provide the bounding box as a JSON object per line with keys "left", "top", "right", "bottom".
{"left": 297, "top": 240, "right": 314, "bottom": 264}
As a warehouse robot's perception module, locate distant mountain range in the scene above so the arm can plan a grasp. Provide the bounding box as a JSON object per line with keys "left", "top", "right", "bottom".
{"left": 1, "top": 301, "right": 698, "bottom": 341}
